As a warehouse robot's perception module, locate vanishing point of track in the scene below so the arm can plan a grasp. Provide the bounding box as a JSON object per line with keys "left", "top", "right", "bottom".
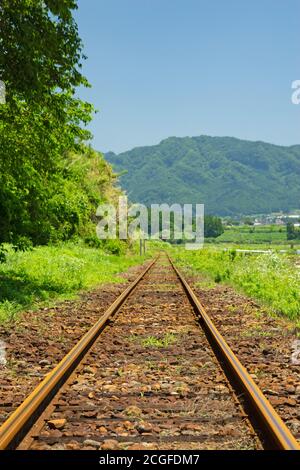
{"left": 0, "top": 254, "right": 299, "bottom": 451}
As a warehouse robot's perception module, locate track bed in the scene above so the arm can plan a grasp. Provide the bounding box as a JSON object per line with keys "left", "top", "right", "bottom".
{"left": 0, "top": 255, "right": 298, "bottom": 451}
{"left": 19, "top": 258, "right": 258, "bottom": 450}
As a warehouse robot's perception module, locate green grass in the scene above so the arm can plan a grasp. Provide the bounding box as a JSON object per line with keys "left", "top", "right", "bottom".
{"left": 0, "top": 241, "right": 151, "bottom": 323}
{"left": 128, "top": 332, "right": 178, "bottom": 348}
{"left": 172, "top": 246, "right": 300, "bottom": 321}
{"left": 216, "top": 225, "right": 289, "bottom": 245}
{"left": 141, "top": 333, "right": 177, "bottom": 348}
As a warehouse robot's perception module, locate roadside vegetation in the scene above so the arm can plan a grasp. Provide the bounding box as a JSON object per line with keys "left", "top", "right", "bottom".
{"left": 0, "top": 242, "right": 152, "bottom": 323}
{"left": 172, "top": 247, "right": 300, "bottom": 322}
{"left": 0, "top": 2, "right": 151, "bottom": 324}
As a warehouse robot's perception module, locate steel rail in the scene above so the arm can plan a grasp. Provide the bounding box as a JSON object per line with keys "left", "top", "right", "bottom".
{"left": 0, "top": 257, "right": 157, "bottom": 450}
{"left": 0, "top": 253, "right": 299, "bottom": 451}
{"left": 168, "top": 254, "right": 300, "bottom": 451}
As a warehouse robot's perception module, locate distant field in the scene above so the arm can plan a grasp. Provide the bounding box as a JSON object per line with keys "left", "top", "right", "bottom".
{"left": 216, "top": 225, "right": 289, "bottom": 244}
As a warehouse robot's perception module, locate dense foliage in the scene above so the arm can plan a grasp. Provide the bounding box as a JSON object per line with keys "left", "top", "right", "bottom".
{"left": 287, "top": 222, "right": 300, "bottom": 240}
{"left": 173, "top": 247, "right": 300, "bottom": 320}
{"left": 106, "top": 136, "right": 300, "bottom": 216}
{"left": 204, "top": 215, "right": 224, "bottom": 238}
{"left": 0, "top": 0, "right": 107, "bottom": 249}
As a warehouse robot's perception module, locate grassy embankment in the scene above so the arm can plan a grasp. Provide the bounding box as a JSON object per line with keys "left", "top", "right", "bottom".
{"left": 172, "top": 246, "right": 300, "bottom": 323}
{"left": 0, "top": 242, "right": 155, "bottom": 323}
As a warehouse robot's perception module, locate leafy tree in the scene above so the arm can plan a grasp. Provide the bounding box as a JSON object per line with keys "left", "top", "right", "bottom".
{"left": 0, "top": 1, "right": 94, "bottom": 248}
{"left": 243, "top": 217, "right": 254, "bottom": 226}
{"left": 204, "top": 215, "right": 224, "bottom": 238}
{"left": 287, "top": 222, "right": 300, "bottom": 240}
{"left": 0, "top": 0, "right": 88, "bottom": 102}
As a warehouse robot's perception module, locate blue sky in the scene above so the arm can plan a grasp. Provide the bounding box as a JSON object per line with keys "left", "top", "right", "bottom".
{"left": 75, "top": 0, "right": 299, "bottom": 153}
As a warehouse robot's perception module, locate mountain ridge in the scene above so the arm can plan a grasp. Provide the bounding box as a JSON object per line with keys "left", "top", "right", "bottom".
{"left": 105, "top": 135, "right": 300, "bottom": 216}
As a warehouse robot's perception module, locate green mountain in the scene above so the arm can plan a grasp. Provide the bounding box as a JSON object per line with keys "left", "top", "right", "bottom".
{"left": 105, "top": 136, "right": 300, "bottom": 216}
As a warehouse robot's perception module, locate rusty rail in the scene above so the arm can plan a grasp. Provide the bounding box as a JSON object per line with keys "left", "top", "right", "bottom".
{"left": 0, "top": 253, "right": 299, "bottom": 450}
{"left": 168, "top": 254, "right": 300, "bottom": 451}
{"left": 0, "top": 258, "right": 156, "bottom": 450}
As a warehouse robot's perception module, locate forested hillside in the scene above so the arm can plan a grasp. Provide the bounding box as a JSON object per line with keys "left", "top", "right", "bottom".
{"left": 106, "top": 136, "right": 300, "bottom": 216}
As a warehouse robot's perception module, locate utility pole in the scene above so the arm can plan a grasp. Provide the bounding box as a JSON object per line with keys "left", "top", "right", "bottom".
{"left": 139, "top": 231, "right": 146, "bottom": 256}
{"left": 140, "top": 238, "right": 143, "bottom": 256}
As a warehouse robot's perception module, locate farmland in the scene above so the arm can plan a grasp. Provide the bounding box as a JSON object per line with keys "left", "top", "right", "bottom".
{"left": 215, "top": 225, "right": 292, "bottom": 245}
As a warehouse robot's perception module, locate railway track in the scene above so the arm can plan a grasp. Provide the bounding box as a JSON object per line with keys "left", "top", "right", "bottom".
{"left": 0, "top": 254, "right": 299, "bottom": 451}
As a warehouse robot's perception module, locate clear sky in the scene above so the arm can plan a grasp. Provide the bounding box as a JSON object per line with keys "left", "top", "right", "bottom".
{"left": 75, "top": 0, "right": 300, "bottom": 153}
